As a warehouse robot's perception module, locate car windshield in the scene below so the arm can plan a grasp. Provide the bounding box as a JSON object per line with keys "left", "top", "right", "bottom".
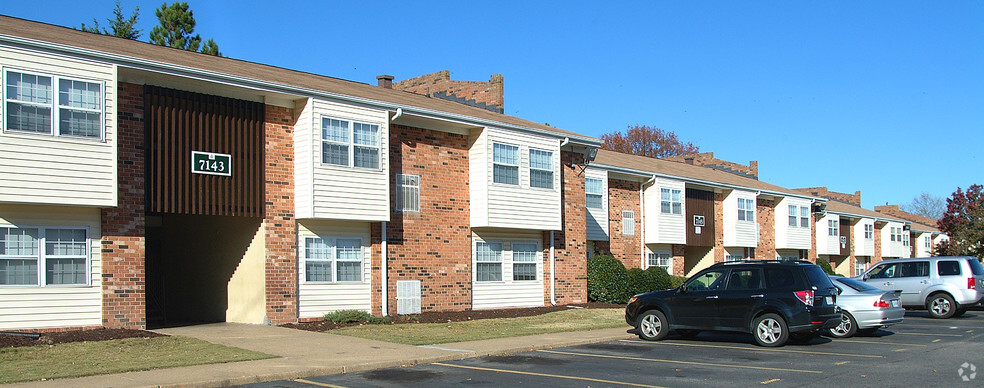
{"left": 833, "top": 277, "right": 880, "bottom": 292}
{"left": 803, "top": 265, "right": 836, "bottom": 289}
{"left": 968, "top": 258, "right": 984, "bottom": 276}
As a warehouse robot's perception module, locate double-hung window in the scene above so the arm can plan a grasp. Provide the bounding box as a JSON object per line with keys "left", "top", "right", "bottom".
{"left": 648, "top": 252, "right": 671, "bottom": 271}
{"left": 475, "top": 241, "right": 503, "bottom": 281}
{"left": 800, "top": 206, "right": 810, "bottom": 227}
{"left": 0, "top": 227, "right": 88, "bottom": 286}
{"left": 512, "top": 242, "right": 538, "bottom": 281}
{"left": 788, "top": 205, "right": 798, "bottom": 227}
{"left": 529, "top": 149, "right": 553, "bottom": 189}
{"left": 585, "top": 178, "right": 603, "bottom": 209}
{"left": 725, "top": 252, "right": 744, "bottom": 262}
{"left": 5, "top": 70, "right": 103, "bottom": 139}
{"left": 661, "top": 188, "right": 682, "bottom": 215}
{"left": 737, "top": 198, "right": 755, "bottom": 221}
{"left": 396, "top": 174, "right": 420, "bottom": 212}
{"left": 828, "top": 219, "right": 839, "bottom": 236}
{"left": 492, "top": 143, "right": 519, "bottom": 185}
{"left": 321, "top": 118, "right": 380, "bottom": 169}
{"left": 864, "top": 224, "right": 874, "bottom": 240}
{"left": 903, "top": 232, "right": 910, "bottom": 247}
{"left": 925, "top": 236, "right": 931, "bottom": 249}
{"left": 303, "top": 237, "right": 364, "bottom": 283}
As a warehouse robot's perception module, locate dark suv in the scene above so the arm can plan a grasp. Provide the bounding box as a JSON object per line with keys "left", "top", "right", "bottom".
{"left": 625, "top": 260, "right": 842, "bottom": 347}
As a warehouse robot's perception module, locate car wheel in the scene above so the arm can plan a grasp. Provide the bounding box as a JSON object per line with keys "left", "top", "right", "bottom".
{"left": 827, "top": 312, "right": 858, "bottom": 338}
{"left": 637, "top": 310, "right": 669, "bottom": 341}
{"left": 927, "top": 294, "right": 957, "bottom": 319}
{"left": 857, "top": 328, "right": 879, "bottom": 336}
{"left": 676, "top": 329, "right": 700, "bottom": 338}
{"left": 752, "top": 313, "right": 788, "bottom": 347}
{"left": 953, "top": 307, "right": 968, "bottom": 317}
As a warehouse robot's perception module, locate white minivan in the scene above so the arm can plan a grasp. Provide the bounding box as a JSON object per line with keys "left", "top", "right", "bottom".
{"left": 859, "top": 256, "right": 984, "bottom": 319}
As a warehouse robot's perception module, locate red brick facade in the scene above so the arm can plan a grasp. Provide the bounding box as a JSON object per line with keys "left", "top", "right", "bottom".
{"left": 394, "top": 70, "right": 504, "bottom": 113}
{"left": 797, "top": 187, "right": 862, "bottom": 207}
{"left": 101, "top": 82, "right": 146, "bottom": 329}
{"left": 262, "top": 105, "right": 298, "bottom": 324}
{"left": 551, "top": 151, "right": 588, "bottom": 304}
{"left": 756, "top": 199, "right": 777, "bottom": 259}
{"left": 607, "top": 178, "right": 642, "bottom": 269}
{"left": 664, "top": 152, "right": 759, "bottom": 180}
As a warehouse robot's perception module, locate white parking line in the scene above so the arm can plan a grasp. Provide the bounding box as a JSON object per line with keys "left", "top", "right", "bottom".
{"left": 540, "top": 349, "right": 822, "bottom": 374}
{"left": 617, "top": 339, "right": 883, "bottom": 358}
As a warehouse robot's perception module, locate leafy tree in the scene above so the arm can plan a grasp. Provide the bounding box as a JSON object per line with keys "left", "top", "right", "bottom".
{"left": 936, "top": 184, "right": 984, "bottom": 259}
{"left": 601, "top": 125, "right": 699, "bottom": 158}
{"left": 149, "top": 1, "right": 221, "bottom": 56}
{"left": 902, "top": 192, "right": 945, "bottom": 220}
{"left": 79, "top": 0, "right": 142, "bottom": 40}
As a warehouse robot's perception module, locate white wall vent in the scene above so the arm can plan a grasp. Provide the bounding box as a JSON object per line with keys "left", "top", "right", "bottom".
{"left": 397, "top": 280, "right": 421, "bottom": 315}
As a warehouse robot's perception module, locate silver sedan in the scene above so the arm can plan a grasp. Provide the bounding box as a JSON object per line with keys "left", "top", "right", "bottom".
{"left": 827, "top": 276, "right": 905, "bottom": 338}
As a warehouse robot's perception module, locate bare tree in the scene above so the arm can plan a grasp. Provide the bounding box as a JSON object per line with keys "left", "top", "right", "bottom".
{"left": 902, "top": 192, "right": 945, "bottom": 220}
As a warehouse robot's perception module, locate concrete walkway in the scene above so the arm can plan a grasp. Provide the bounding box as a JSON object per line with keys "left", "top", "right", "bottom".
{"left": 7, "top": 323, "right": 633, "bottom": 388}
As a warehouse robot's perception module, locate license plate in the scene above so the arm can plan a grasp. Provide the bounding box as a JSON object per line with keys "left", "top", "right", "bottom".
{"left": 825, "top": 296, "right": 833, "bottom": 305}
{"left": 891, "top": 300, "right": 900, "bottom": 308}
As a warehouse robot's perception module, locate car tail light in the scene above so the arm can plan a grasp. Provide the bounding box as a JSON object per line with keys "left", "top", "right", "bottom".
{"left": 874, "top": 300, "right": 890, "bottom": 308}
{"left": 794, "top": 290, "right": 814, "bottom": 306}
{"left": 969, "top": 278, "right": 976, "bottom": 290}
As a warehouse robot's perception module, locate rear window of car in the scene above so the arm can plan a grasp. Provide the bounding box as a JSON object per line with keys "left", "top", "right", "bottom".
{"left": 938, "top": 261, "right": 961, "bottom": 276}
{"left": 835, "top": 277, "right": 880, "bottom": 292}
{"left": 967, "top": 258, "right": 984, "bottom": 276}
{"left": 900, "top": 261, "right": 930, "bottom": 277}
{"left": 803, "top": 265, "right": 836, "bottom": 289}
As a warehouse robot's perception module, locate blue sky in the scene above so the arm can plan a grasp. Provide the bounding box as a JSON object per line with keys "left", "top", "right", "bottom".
{"left": 3, "top": 1, "right": 981, "bottom": 210}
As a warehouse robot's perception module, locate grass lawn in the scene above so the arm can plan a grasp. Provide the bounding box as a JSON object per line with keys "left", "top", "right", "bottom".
{"left": 0, "top": 336, "right": 275, "bottom": 384}
{"left": 331, "top": 308, "right": 624, "bottom": 345}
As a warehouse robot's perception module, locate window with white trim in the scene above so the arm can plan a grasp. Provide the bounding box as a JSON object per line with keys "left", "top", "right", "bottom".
{"left": 303, "top": 237, "right": 364, "bottom": 283}
{"left": 512, "top": 242, "right": 538, "bottom": 281}
{"left": 647, "top": 252, "right": 671, "bottom": 271}
{"left": 396, "top": 174, "right": 420, "bottom": 212}
{"left": 475, "top": 241, "right": 503, "bottom": 281}
{"left": 864, "top": 224, "right": 874, "bottom": 240}
{"left": 321, "top": 118, "right": 380, "bottom": 169}
{"left": 828, "top": 219, "right": 839, "bottom": 236}
{"left": 737, "top": 198, "right": 755, "bottom": 221}
{"left": 492, "top": 143, "right": 519, "bottom": 185}
{"left": 4, "top": 70, "right": 104, "bottom": 139}
{"left": 529, "top": 149, "right": 553, "bottom": 189}
{"left": 799, "top": 206, "right": 810, "bottom": 228}
{"left": 622, "top": 211, "right": 635, "bottom": 235}
{"left": 725, "top": 253, "right": 744, "bottom": 262}
{"left": 0, "top": 226, "right": 89, "bottom": 286}
{"left": 855, "top": 257, "right": 869, "bottom": 277}
{"left": 585, "top": 178, "right": 603, "bottom": 209}
{"left": 903, "top": 232, "right": 910, "bottom": 247}
{"left": 788, "top": 205, "right": 798, "bottom": 227}
{"left": 661, "top": 188, "right": 682, "bottom": 215}
{"left": 925, "top": 236, "right": 931, "bottom": 248}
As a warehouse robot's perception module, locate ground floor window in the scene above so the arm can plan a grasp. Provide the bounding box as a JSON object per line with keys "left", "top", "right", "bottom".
{"left": 302, "top": 236, "right": 364, "bottom": 283}
{"left": 474, "top": 239, "right": 541, "bottom": 283}
{"left": 855, "top": 257, "right": 870, "bottom": 277}
{"left": 725, "top": 247, "right": 754, "bottom": 262}
{"left": 647, "top": 251, "right": 671, "bottom": 272}
{"left": 0, "top": 226, "right": 88, "bottom": 286}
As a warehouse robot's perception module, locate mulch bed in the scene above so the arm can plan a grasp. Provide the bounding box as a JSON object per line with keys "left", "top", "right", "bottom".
{"left": 283, "top": 302, "right": 624, "bottom": 332}
{"left": 0, "top": 329, "right": 166, "bottom": 349}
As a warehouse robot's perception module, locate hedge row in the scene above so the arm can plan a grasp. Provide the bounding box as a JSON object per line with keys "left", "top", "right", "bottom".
{"left": 587, "top": 254, "right": 674, "bottom": 304}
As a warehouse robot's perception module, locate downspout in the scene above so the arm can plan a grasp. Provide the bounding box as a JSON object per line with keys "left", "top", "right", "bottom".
{"left": 391, "top": 107, "right": 403, "bottom": 121}
{"left": 641, "top": 175, "right": 655, "bottom": 268}
{"left": 381, "top": 221, "right": 388, "bottom": 317}
{"left": 550, "top": 230, "right": 556, "bottom": 305}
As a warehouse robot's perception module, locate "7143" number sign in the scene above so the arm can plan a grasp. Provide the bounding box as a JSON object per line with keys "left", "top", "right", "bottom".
{"left": 191, "top": 151, "right": 232, "bottom": 176}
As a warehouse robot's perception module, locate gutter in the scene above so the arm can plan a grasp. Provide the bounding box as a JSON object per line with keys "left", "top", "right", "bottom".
{"left": 0, "top": 34, "right": 602, "bottom": 148}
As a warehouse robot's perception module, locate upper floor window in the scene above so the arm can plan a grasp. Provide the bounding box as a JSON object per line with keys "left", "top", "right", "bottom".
{"left": 661, "top": 188, "right": 683, "bottom": 215}
{"left": 395, "top": 174, "right": 420, "bottom": 212}
{"left": 303, "top": 237, "right": 364, "bottom": 283}
{"left": 4, "top": 70, "right": 103, "bottom": 139}
{"left": 492, "top": 143, "right": 519, "bottom": 185}
{"left": 0, "top": 226, "right": 88, "bottom": 286}
{"left": 788, "top": 205, "right": 798, "bottom": 227}
{"left": 799, "top": 206, "right": 809, "bottom": 227}
{"left": 321, "top": 118, "right": 380, "bottom": 169}
{"left": 737, "top": 198, "right": 755, "bottom": 221}
{"left": 585, "top": 178, "right": 603, "bottom": 209}
{"left": 864, "top": 224, "right": 874, "bottom": 240}
{"left": 889, "top": 227, "right": 896, "bottom": 242}
{"left": 828, "top": 219, "right": 839, "bottom": 236}
{"left": 925, "top": 236, "right": 931, "bottom": 248}
{"left": 903, "top": 232, "right": 910, "bottom": 247}
{"left": 528, "top": 149, "right": 553, "bottom": 189}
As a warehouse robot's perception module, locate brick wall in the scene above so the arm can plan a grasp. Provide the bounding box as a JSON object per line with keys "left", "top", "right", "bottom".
{"left": 756, "top": 198, "right": 776, "bottom": 259}
{"left": 607, "top": 178, "right": 641, "bottom": 269}
{"left": 551, "top": 151, "right": 588, "bottom": 304}
{"left": 671, "top": 244, "right": 685, "bottom": 276}
{"left": 874, "top": 204, "right": 938, "bottom": 226}
{"left": 101, "top": 82, "right": 146, "bottom": 329}
{"left": 713, "top": 192, "right": 725, "bottom": 263}
{"left": 796, "top": 187, "right": 862, "bottom": 207}
{"left": 664, "top": 152, "right": 758, "bottom": 180}
{"left": 263, "top": 105, "right": 297, "bottom": 325}
{"left": 393, "top": 70, "right": 504, "bottom": 113}
{"left": 873, "top": 224, "right": 884, "bottom": 265}
{"left": 378, "top": 124, "right": 472, "bottom": 314}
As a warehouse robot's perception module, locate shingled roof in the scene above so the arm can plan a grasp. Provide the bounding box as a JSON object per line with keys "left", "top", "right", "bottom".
{"left": 0, "top": 15, "right": 597, "bottom": 144}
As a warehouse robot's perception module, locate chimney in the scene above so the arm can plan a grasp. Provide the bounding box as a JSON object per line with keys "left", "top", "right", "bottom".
{"left": 684, "top": 156, "right": 695, "bottom": 165}
{"left": 376, "top": 74, "right": 394, "bottom": 89}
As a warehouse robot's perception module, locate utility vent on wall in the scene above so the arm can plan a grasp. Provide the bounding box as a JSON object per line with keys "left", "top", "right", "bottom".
{"left": 397, "top": 280, "right": 421, "bottom": 315}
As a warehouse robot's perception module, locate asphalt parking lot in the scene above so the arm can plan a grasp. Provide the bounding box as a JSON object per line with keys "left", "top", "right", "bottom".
{"left": 244, "top": 310, "right": 984, "bottom": 387}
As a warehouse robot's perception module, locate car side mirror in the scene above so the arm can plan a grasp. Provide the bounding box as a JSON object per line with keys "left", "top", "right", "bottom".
{"left": 679, "top": 284, "right": 689, "bottom": 293}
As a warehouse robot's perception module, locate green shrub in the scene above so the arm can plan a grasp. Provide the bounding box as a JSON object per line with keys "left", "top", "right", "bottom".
{"left": 627, "top": 266, "right": 673, "bottom": 298}
{"left": 670, "top": 275, "right": 687, "bottom": 289}
{"left": 817, "top": 259, "right": 837, "bottom": 276}
{"left": 324, "top": 310, "right": 390, "bottom": 324}
{"left": 587, "top": 254, "right": 629, "bottom": 303}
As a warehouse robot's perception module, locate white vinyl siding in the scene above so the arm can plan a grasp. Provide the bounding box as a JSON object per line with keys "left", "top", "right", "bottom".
{"left": 644, "top": 178, "right": 685, "bottom": 245}
{"left": 472, "top": 233, "right": 544, "bottom": 310}
{"left": 584, "top": 168, "right": 609, "bottom": 241}
{"left": 0, "top": 46, "right": 117, "bottom": 207}
{"left": 294, "top": 98, "right": 389, "bottom": 221}
{"left": 815, "top": 213, "right": 841, "bottom": 255}
{"left": 471, "top": 128, "right": 561, "bottom": 230}
{"left": 395, "top": 174, "right": 420, "bottom": 212}
{"left": 775, "top": 197, "right": 811, "bottom": 250}
{"left": 914, "top": 232, "right": 933, "bottom": 257}
{"left": 0, "top": 205, "right": 101, "bottom": 330}
{"left": 881, "top": 222, "right": 909, "bottom": 258}
{"left": 297, "top": 220, "right": 372, "bottom": 318}
{"left": 853, "top": 219, "right": 876, "bottom": 256}
{"left": 723, "top": 190, "right": 758, "bottom": 247}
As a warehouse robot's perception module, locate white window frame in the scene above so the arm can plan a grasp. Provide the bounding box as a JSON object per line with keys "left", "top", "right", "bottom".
{"left": 799, "top": 206, "right": 810, "bottom": 228}
{"left": 661, "top": 188, "right": 683, "bottom": 215}
{"left": 474, "top": 240, "right": 504, "bottom": 282}
{"left": 647, "top": 251, "right": 671, "bottom": 271}
{"left": 864, "top": 224, "right": 874, "bottom": 240}
{"left": 622, "top": 210, "right": 635, "bottom": 236}
{"left": 737, "top": 198, "right": 755, "bottom": 222}
{"left": 511, "top": 241, "right": 539, "bottom": 282}
{"left": 3, "top": 68, "right": 105, "bottom": 141}
{"left": 903, "top": 232, "right": 910, "bottom": 247}
{"left": 301, "top": 236, "right": 365, "bottom": 284}
{"left": 528, "top": 148, "right": 554, "bottom": 190}
{"left": 0, "top": 225, "right": 90, "bottom": 287}
{"left": 788, "top": 204, "right": 798, "bottom": 227}
{"left": 855, "top": 257, "right": 869, "bottom": 277}
{"left": 585, "top": 177, "right": 604, "bottom": 209}
{"left": 320, "top": 116, "right": 381, "bottom": 170}
{"left": 828, "top": 219, "right": 839, "bottom": 236}
{"left": 395, "top": 174, "right": 421, "bottom": 212}
{"left": 725, "top": 252, "right": 744, "bottom": 262}
{"left": 925, "top": 235, "right": 931, "bottom": 249}
{"left": 492, "top": 142, "right": 520, "bottom": 185}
